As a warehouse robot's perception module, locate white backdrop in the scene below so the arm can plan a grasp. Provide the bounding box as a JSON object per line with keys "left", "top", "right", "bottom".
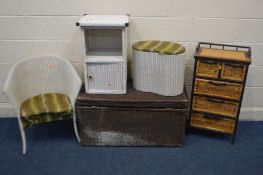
{"left": 0, "top": 0, "right": 263, "bottom": 120}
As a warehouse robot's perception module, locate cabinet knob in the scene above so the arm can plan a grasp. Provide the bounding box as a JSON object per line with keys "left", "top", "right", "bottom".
{"left": 88, "top": 76, "right": 93, "bottom": 80}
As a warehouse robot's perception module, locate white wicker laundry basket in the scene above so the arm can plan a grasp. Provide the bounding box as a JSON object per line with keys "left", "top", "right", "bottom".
{"left": 132, "top": 41, "right": 185, "bottom": 96}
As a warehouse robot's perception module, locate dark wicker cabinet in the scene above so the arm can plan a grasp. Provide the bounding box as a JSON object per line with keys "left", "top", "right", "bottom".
{"left": 76, "top": 82, "right": 188, "bottom": 147}
{"left": 188, "top": 42, "right": 252, "bottom": 143}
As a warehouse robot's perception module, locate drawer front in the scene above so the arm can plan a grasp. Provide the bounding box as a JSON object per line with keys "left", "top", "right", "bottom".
{"left": 190, "top": 113, "right": 235, "bottom": 134}
{"left": 221, "top": 63, "right": 247, "bottom": 82}
{"left": 76, "top": 107, "right": 186, "bottom": 146}
{"left": 196, "top": 60, "right": 219, "bottom": 78}
{"left": 194, "top": 78, "right": 243, "bottom": 100}
{"left": 192, "top": 96, "right": 239, "bottom": 118}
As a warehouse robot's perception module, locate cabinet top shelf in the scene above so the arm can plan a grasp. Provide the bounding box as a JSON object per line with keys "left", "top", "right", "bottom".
{"left": 78, "top": 15, "right": 129, "bottom": 27}
{"left": 195, "top": 42, "right": 251, "bottom": 64}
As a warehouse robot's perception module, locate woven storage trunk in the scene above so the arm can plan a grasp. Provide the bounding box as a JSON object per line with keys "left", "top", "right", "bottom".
{"left": 132, "top": 41, "right": 185, "bottom": 96}
{"left": 76, "top": 81, "right": 188, "bottom": 146}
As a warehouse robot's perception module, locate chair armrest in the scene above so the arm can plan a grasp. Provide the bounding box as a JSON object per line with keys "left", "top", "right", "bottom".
{"left": 63, "top": 61, "right": 82, "bottom": 108}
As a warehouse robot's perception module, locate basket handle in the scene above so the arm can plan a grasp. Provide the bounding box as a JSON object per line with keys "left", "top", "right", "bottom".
{"left": 224, "top": 63, "right": 244, "bottom": 68}
{"left": 206, "top": 97, "right": 226, "bottom": 104}
{"left": 200, "top": 60, "right": 217, "bottom": 65}
{"left": 203, "top": 114, "right": 223, "bottom": 120}
{"left": 208, "top": 81, "right": 227, "bottom": 86}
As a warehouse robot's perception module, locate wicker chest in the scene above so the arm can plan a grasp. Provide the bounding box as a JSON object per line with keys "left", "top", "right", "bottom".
{"left": 76, "top": 81, "right": 188, "bottom": 147}
{"left": 188, "top": 42, "right": 252, "bottom": 143}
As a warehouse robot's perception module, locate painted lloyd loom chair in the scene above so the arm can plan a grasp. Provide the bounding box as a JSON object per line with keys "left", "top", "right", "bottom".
{"left": 3, "top": 56, "right": 82, "bottom": 154}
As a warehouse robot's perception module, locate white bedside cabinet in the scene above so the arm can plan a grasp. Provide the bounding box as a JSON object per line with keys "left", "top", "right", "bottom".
{"left": 77, "top": 15, "right": 129, "bottom": 94}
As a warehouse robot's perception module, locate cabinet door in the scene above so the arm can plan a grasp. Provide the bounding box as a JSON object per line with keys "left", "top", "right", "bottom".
{"left": 86, "top": 62, "right": 124, "bottom": 93}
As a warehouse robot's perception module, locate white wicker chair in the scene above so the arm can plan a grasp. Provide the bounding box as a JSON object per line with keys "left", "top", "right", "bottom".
{"left": 3, "top": 56, "right": 82, "bottom": 154}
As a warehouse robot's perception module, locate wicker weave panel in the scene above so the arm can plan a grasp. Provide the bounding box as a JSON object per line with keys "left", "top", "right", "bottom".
{"left": 85, "top": 29, "right": 122, "bottom": 50}
{"left": 77, "top": 108, "right": 186, "bottom": 146}
{"left": 196, "top": 60, "right": 219, "bottom": 78}
{"left": 86, "top": 62, "right": 123, "bottom": 92}
{"left": 221, "top": 63, "right": 247, "bottom": 82}
{"left": 194, "top": 79, "right": 243, "bottom": 100}
{"left": 132, "top": 50, "right": 185, "bottom": 96}
{"left": 191, "top": 113, "right": 235, "bottom": 134}
{"left": 192, "top": 96, "right": 239, "bottom": 118}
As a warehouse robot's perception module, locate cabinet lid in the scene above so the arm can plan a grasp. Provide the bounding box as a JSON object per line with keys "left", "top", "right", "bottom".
{"left": 77, "top": 15, "right": 129, "bottom": 27}
{"left": 76, "top": 81, "right": 188, "bottom": 109}
{"left": 195, "top": 42, "right": 252, "bottom": 64}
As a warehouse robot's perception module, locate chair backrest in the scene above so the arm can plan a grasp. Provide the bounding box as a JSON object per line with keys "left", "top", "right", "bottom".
{"left": 4, "top": 56, "right": 81, "bottom": 110}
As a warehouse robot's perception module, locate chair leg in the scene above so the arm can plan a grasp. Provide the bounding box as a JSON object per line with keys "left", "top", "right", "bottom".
{"left": 21, "top": 127, "right": 27, "bottom": 154}
{"left": 17, "top": 117, "right": 27, "bottom": 154}
{"left": 72, "top": 113, "right": 80, "bottom": 143}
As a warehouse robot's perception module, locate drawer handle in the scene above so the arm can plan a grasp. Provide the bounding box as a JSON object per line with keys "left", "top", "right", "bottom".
{"left": 208, "top": 81, "right": 227, "bottom": 86}
{"left": 88, "top": 75, "right": 93, "bottom": 80}
{"left": 203, "top": 114, "right": 222, "bottom": 120}
{"left": 200, "top": 60, "right": 217, "bottom": 65}
{"left": 224, "top": 63, "right": 244, "bottom": 68}
{"left": 206, "top": 97, "right": 226, "bottom": 104}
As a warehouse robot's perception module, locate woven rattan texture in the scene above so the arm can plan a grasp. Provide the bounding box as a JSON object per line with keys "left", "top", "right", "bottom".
{"left": 192, "top": 96, "right": 239, "bottom": 118}
{"left": 221, "top": 63, "right": 247, "bottom": 81}
{"left": 191, "top": 113, "right": 235, "bottom": 134}
{"left": 194, "top": 79, "right": 243, "bottom": 100}
{"left": 196, "top": 60, "right": 219, "bottom": 78}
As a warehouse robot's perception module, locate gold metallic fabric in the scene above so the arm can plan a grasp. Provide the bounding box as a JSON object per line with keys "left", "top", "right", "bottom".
{"left": 20, "top": 93, "right": 72, "bottom": 128}
{"left": 132, "top": 40, "right": 185, "bottom": 55}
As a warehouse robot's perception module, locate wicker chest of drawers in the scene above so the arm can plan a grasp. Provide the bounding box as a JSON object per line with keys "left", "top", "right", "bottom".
{"left": 188, "top": 42, "right": 252, "bottom": 143}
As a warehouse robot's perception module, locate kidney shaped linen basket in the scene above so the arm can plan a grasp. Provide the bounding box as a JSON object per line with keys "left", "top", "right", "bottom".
{"left": 132, "top": 40, "right": 185, "bottom": 96}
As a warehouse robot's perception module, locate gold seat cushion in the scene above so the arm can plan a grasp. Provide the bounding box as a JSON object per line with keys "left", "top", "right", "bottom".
{"left": 20, "top": 93, "right": 72, "bottom": 128}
